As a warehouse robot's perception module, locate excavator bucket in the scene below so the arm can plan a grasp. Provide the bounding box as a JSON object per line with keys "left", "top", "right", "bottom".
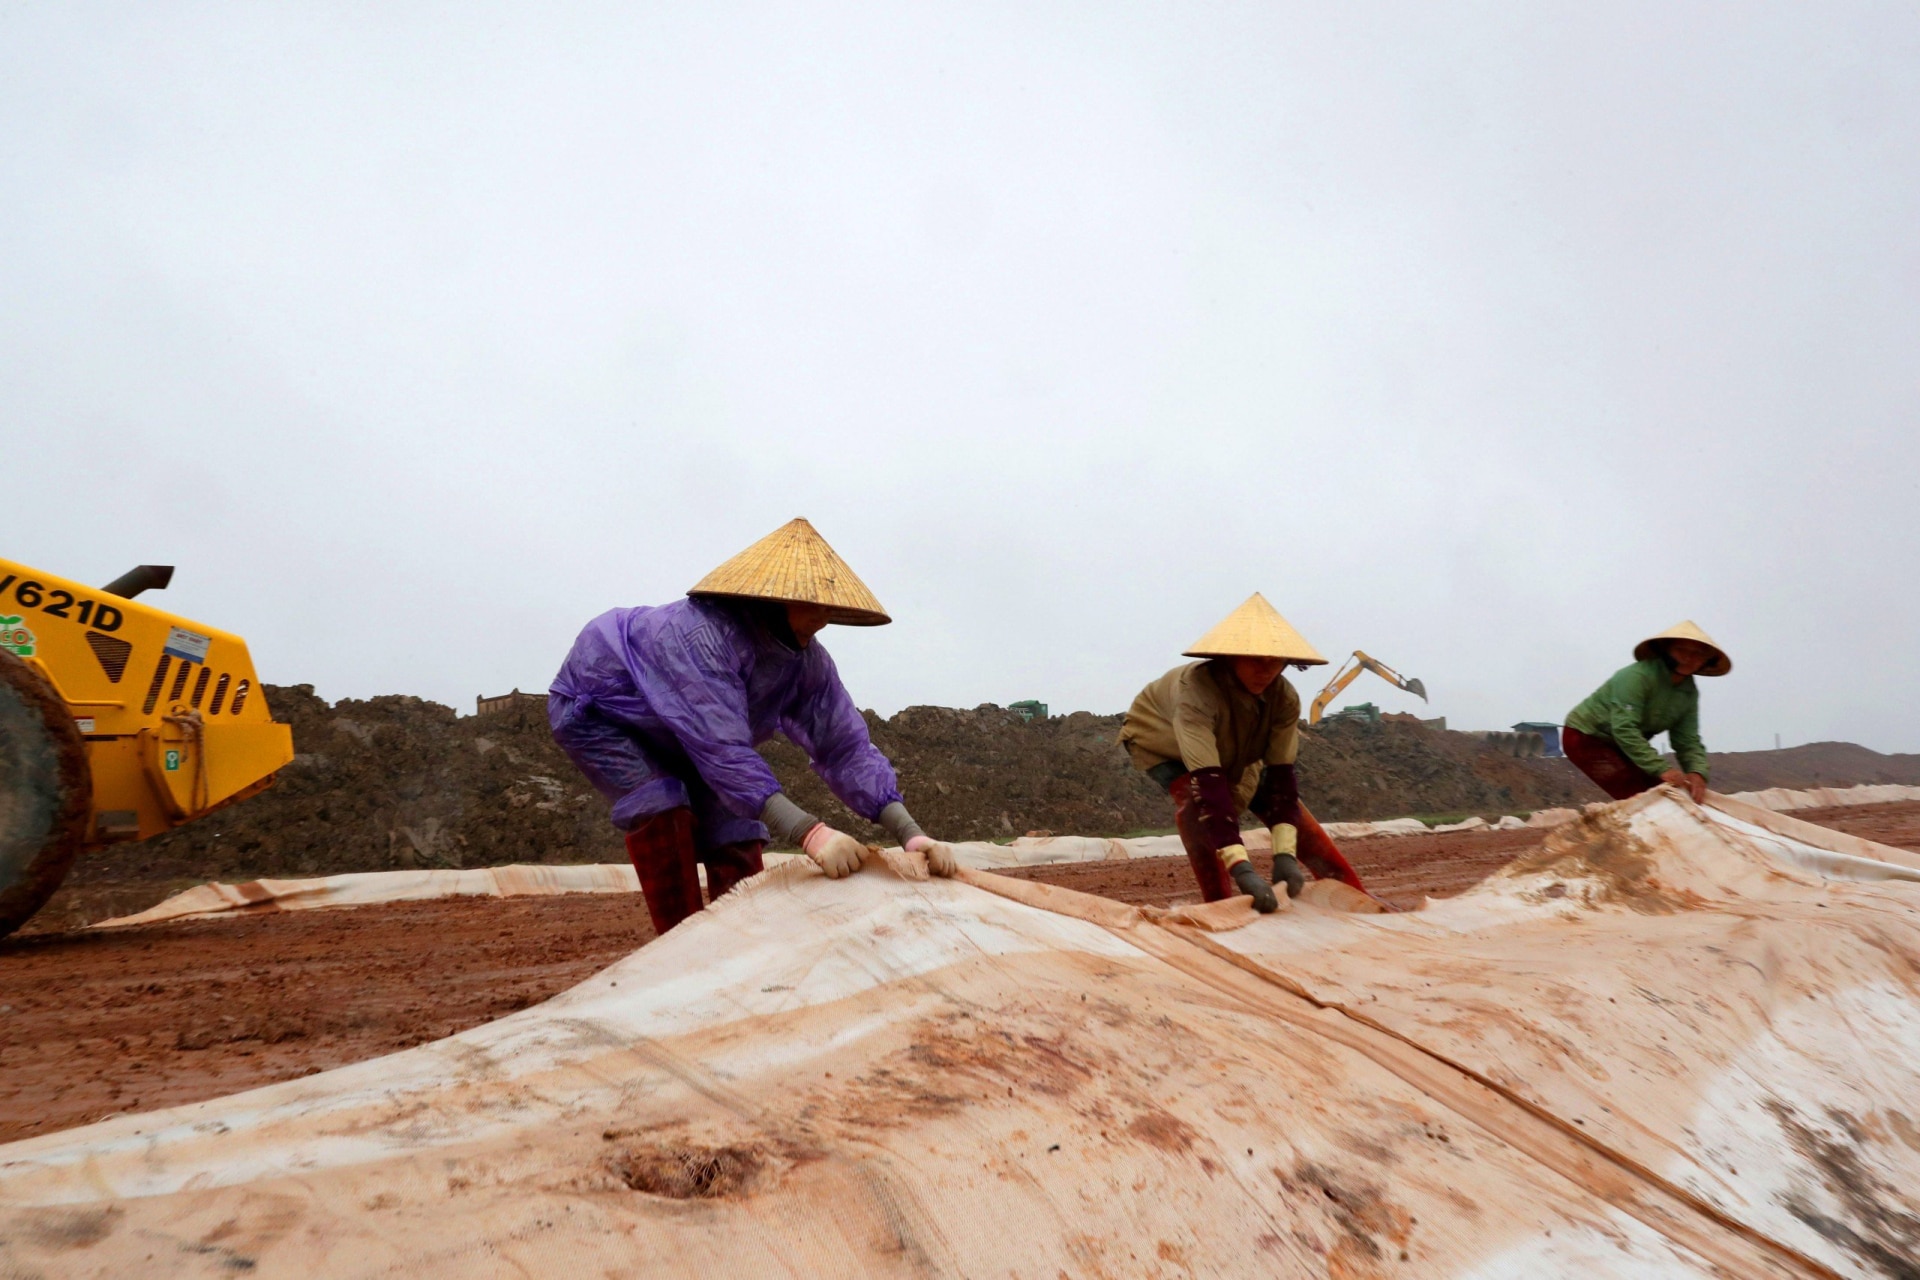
{"left": 1406, "top": 676, "right": 1428, "bottom": 702}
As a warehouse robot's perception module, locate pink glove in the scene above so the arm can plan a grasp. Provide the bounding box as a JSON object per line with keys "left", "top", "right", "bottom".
{"left": 905, "top": 834, "right": 959, "bottom": 877}
{"left": 801, "top": 823, "right": 866, "bottom": 879}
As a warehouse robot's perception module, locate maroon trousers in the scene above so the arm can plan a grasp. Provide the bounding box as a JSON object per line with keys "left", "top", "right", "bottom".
{"left": 1561, "top": 726, "right": 1661, "bottom": 801}
{"left": 1168, "top": 775, "right": 1365, "bottom": 902}
{"left": 623, "top": 807, "right": 766, "bottom": 936}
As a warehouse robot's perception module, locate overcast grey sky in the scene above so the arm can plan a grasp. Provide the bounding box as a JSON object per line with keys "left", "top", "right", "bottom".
{"left": 4, "top": 3, "right": 1917, "bottom": 753}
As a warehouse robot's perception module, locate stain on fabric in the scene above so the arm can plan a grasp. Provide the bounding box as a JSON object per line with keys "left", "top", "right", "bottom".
{"left": 1768, "top": 1100, "right": 1920, "bottom": 1279}
{"left": 1507, "top": 813, "right": 1699, "bottom": 914}
{"left": 606, "top": 1141, "right": 770, "bottom": 1200}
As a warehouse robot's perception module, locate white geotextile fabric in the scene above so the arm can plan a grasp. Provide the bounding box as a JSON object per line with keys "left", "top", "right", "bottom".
{"left": 93, "top": 856, "right": 808, "bottom": 928}
{"left": 1728, "top": 781, "right": 1920, "bottom": 811}
{"left": 89, "top": 781, "right": 1920, "bottom": 928}
{"left": 94, "top": 863, "right": 643, "bottom": 927}
{"left": 5, "top": 790, "right": 1918, "bottom": 1277}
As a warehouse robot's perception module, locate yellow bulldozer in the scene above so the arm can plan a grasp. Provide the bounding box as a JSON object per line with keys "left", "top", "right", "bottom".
{"left": 0, "top": 557, "right": 293, "bottom": 935}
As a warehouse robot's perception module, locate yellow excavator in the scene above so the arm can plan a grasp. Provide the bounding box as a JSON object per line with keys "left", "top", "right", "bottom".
{"left": 1308, "top": 651, "right": 1428, "bottom": 725}
{"left": 0, "top": 558, "right": 293, "bottom": 935}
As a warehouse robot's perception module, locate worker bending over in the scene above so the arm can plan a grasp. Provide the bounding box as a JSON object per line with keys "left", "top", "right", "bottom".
{"left": 1119, "top": 594, "right": 1367, "bottom": 914}
{"left": 1562, "top": 621, "right": 1729, "bottom": 802}
{"left": 548, "top": 518, "right": 956, "bottom": 935}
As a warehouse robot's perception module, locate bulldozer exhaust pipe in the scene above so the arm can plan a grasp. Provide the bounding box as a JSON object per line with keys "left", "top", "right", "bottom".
{"left": 101, "top": 565, "right": 175, "bottom": 600}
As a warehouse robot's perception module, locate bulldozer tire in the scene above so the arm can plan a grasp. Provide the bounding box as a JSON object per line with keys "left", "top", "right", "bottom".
{"left": 0, "top": 649, "right": 91, "bottom": 937}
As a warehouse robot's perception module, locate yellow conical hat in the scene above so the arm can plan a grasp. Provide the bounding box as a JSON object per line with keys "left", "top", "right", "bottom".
{"left": 1183, "top": 593, "right": 1326, "bottom": 664}
{"left": 688, "top": 518, "right": 890, "bottom": 626}
{"left": 1634, "top": 620, "right": 1731, "bottom": 676}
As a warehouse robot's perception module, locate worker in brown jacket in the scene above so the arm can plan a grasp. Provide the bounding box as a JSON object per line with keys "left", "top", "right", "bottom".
{"left": 1120, "top": 593, "right": 1369, "bottom": 913}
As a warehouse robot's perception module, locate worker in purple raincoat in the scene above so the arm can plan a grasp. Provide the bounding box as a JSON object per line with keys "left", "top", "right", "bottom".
{"left": 549, "top": 519, "right": 957, "bottom": 935}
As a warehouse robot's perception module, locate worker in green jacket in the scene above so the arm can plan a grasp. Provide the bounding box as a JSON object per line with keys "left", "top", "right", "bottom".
{"left": 1561, "top": 621, "right": 1730, "bottom": 802}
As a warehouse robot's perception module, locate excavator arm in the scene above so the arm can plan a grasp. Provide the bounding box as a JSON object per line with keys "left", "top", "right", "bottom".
{"left": 1309, "top": 650, "right": 1428, "bottom": 724}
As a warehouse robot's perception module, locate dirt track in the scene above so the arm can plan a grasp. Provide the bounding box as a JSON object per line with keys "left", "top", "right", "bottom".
{"left": 4, "top": 800, "right": 1916, "bottom": 1146}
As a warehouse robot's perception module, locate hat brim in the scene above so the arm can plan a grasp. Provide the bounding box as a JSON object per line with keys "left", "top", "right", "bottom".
{"left": 1183, "top": 648, "right": 1327, "bottom": 665}
{"left": 1634, "top": 638, "right": 1731, "bottom": 676}
{"left": 691, "top": 590, "right": 890, "bottom": 627}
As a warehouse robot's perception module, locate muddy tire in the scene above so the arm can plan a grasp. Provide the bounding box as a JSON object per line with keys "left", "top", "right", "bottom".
{"left": 0, "top": 650, "right": 90, "bottom": 937}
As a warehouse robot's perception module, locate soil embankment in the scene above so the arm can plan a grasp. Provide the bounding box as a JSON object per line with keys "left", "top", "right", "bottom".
{"left": 1701, "top": 740, "right": 1920, "bottom": 791}
{"left": 6, "top": 799, "right": 1916, "bottom": 1146}
{"left": 66, "top": 684, "right": 1601, "bottom": 884}
{"left": 41, "top": 681, "right": 1917, "bottom": 932}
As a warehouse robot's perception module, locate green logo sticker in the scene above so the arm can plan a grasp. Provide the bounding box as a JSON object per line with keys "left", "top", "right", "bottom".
{"left": 164, "top": 749, "right": 182, "bottom": 772}
{"left": 0, "top": 616, "right": 34, "bottom": 658}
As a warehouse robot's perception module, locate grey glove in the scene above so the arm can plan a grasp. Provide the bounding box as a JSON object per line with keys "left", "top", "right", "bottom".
{"left": 1271, "top": 854, "right": 1306, "bottom": 899}
{"left": 760, "top": 792, "right": 821, "bottom": 847}
{"left": 877, "top": 801, "right": 928, "bottom": 848}
{"left": 1230, "top": 860, "right": 1279, "bottom": 913}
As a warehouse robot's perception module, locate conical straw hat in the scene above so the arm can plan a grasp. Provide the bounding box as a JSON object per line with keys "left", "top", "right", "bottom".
{"left": 688, "top": 518, "right": 890, "bottom": 626}
{"left": 1633, "top": 620, "right": 1731, "bottom": 676}
{"left": 1183, "top": 593, "right": 1327, "bottom": 664}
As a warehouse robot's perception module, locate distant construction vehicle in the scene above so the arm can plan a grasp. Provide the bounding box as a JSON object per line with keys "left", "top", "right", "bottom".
{"left": 0, "top": 559, "right": 293, "bottom": 935}
{"left": 1309, "top": 651, "right": 1428, "bottom": 725}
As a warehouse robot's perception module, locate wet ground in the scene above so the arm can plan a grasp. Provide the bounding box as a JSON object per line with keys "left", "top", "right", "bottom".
{"left": 4, "top": 799, "right": 1915, "bottom": 1144}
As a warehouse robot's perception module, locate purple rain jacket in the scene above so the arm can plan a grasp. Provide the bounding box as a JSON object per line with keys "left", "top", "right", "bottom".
{"left": 547, "top": 597, "right": 904, "bottom": 847}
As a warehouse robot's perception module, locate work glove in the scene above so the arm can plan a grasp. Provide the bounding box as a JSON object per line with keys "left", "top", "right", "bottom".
{"left": 1228, "top": 858, "right": 1279, "bottom": 914}
{"left": 906, "top": 835, "right": 959, "bottom": 878}
{"left": 1271, "top": 853, "right": 1306, "bottom": 899}
{"left": 801, "top": 824, "right": 866, "bottom": 880}
{"left": 1660, "top": 769, "right": 1708, "bottom": 803}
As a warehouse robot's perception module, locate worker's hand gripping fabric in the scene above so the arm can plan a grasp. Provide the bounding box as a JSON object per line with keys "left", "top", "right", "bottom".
{"left": 1227, "top": 858, "right": 1279, "bottom": 912}
{"left": 906, "top": 836, "right": 960, "bottom": 877}
{"left": 801, "top": 824, "right": 867, "bottom": 879}
{"left": 1187, "top": 766, "right": 1279, "bottom": 913}
{"left": 1269, "top": 852, "right": 1306, "bottom": 899}
{"left": 1252, "top": 763, "right": 1308, "bottom": 899}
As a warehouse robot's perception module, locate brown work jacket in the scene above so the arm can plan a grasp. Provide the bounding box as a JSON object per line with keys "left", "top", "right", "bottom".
{"left": 1118, "top": 661, "right": 1300, "bottom": 808}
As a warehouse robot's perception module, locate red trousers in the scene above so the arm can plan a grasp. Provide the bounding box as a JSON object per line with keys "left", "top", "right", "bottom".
{"left": 1168, "top": 775, "right": 1365, "bottom": 901}
{"left": 623, "top": 807, "right": 766, "bottom": 935}
{"left": 1561, "top": 726, "right": 1660, "bottom": 801}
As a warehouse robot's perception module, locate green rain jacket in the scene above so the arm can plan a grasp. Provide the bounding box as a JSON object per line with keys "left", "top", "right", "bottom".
{"left": 1565, "top": 658, "right": 1709, "bottom": 780}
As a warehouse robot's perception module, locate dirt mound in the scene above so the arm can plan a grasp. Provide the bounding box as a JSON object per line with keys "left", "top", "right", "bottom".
{"left": 1299, "top": 715, "right": 1603, "bottom": 817}
{"left": 10, "top": 793, "right": 1920, "bottom": 1277}
{"left": 59, "top": 683, "right": 1900, "bottom": 906}
{"left": 770, "top": 705, "right": 1170, "bottom": 842}
{"left": 1703, "top": 740, "right": 1920, "bottom": 792}
{"left": 68, "top": 685, "right": 626, "bottom": 891}
{"left": 774, "top": 703, "right": 1608, "bottom": 842}
{"left": 81, "top": 688, "right": 1599, "bottom": 883}
{"left": 13, "top": 801, "right": 1920, "bottom": 1147}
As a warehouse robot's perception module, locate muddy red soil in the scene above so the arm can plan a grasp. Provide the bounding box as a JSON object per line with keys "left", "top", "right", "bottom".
{"left": 1791, "top": 798, "right": 1920, "bottom": 851}
{"left": 1006, "top": 827, "right": 1555, "bottom": 914}
{"left": 0, "top": 895, "right": 654, "bottom": 1144}
{"left": 4, "top": 800, "right": 1917, "bottom": 1146}
{"left": 1006, "top": 799, "right": 1920, "bottom": 912}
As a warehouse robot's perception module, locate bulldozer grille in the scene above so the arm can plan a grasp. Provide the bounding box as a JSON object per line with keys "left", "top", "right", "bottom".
{"left": 140, "top": 654, "right": 253, "bottom": 717}
{"left": 84, "top": 630, "right": 133, "bottom": 683}
{"left": 143, "top": 656, "right": 172, "bottom": 715}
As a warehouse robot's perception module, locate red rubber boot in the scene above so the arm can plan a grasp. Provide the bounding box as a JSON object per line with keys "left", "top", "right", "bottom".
{"left": 624, "top": 808, "right": 703, "bottom": 935}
